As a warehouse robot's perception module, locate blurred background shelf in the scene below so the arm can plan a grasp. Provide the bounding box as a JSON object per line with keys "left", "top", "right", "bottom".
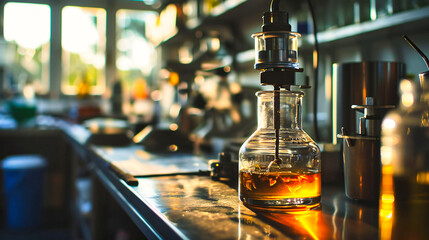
{"left": 235, "top": 5, "right": 429, "bottom": 64}
{"left": 302, "top": 6, "right": 429, "bottom": 48}
{"left": 187, "top": 0, "right": 271, "bottom": 29}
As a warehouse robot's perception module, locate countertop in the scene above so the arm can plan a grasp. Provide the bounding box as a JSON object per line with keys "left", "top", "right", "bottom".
{"left": 85, "top": 141, "right": 379, "bottom": 239}
{"left": 0, "top": 115, "right": 380, "bottom": 239}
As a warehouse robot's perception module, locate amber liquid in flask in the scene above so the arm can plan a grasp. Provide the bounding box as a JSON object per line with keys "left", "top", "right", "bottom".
{"left": 239, "top": 90, "right": 321, "bottom": 210}
{"left": 240, "top": 171, "right": 321, "bottom": 200}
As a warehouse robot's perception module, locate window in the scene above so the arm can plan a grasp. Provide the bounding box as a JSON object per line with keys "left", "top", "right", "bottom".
{"left": 62, "top": 6, "right": 106, "bottom": 96}
{"left": 3, "top": 2, "right": 51, "bottom": 95}
{"left": 116, "top": 9, "right": 157, "bottom": 99}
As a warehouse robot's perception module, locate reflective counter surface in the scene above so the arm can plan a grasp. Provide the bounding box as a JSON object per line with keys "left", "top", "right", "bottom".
{"left": 0, "top": 116, "right": 381, "bottom": 239}
{"left": 90, "top": 143, "right": 379, "bottom": 240}
{"left": 130, "top": 175, "right": 378, "bottom": 240}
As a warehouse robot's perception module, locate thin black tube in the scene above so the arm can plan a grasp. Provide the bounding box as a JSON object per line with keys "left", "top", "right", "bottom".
{"left": 270, "top": 0, "right": 280, "bottom": 12}
{"left": 306, "top": 0, "right": 320, "bottom": 142}
{"left": 403, "top": 35, "right": 429, "bottom": 70}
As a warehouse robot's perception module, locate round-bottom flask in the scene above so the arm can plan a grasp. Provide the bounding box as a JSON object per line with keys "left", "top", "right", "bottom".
{"left": 239, "top": 90, "right": 321, "bottom": 210}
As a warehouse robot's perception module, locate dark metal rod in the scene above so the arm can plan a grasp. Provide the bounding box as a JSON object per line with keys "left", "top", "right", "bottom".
{"left": 274, "top": 85, "right": 280, "bottom": 163}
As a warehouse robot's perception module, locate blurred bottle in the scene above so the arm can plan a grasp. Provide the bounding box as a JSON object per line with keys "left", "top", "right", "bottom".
{"left": 371, "top": 0, "right": 393, "bottom": 20}
{"left": 203, "top": 0, "right": 221, "bottom": 16}
{"left": 412, "top": 0, "right": 429, "bottom": 9}
{"left": 342, "top": 0, "right": 355, "bottom": 26}
{"left": 77, "top": 77, "right": 90, "bottom": 98}
{"left": 356, "top": 0, "right": 371, "bottom": 23}
{"left": 325, "top": 0, "right": 340, "bottom": 30}
{"left": 314, "top": 0, "right": 327, "bottom": 32}
{"left": 392, "top": 0, "right": 412, "bottom": 13}
{"left": 296, "top": 6, "right": 311, "bottom": 34}
{"left": 111, "top": 79, "right": 123, "bottom": 116}
{"left": 380, "top": 72, "right": 429, "bottom": 239}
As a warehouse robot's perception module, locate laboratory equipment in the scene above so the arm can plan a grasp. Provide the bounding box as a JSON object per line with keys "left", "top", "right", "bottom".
{"left": 338, "top": 97, "right": 394, "bottom": 201}
{"left": 334, "top": 61, "right": 404, "bottom": 201}
{"left": 379, "top": 35, "right": 429, "bottom": 239}
{"left": 333, "top": 61, "right": 405, "bottom": 141}
{"left": 83, "top": 118, "right": 133, "bottom": 146}
{"left": 239, "top": 0, "right": 320, "bottom": 210}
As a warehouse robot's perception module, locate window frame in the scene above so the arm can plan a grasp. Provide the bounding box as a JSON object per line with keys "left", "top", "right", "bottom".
{"left": 1, "top": 0, "right": 155, "bottom": 98}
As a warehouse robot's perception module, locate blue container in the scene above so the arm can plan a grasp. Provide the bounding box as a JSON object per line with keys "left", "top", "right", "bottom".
{"left": 1, "top": 155, "right": 46, "bottom": 230}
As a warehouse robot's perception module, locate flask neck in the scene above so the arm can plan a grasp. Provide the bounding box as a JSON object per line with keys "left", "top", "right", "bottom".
{"left": 256, "top": 90, "right": 303, "bottom": 130}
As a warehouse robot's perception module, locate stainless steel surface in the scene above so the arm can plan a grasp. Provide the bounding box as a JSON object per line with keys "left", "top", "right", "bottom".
{"left": 89, "top": 140, "right": 378, "bottom": 239}
{"left": 338, "top": 134, "right": 381, "bottom": 202}
{"left": 133, "top": 176, "right": 378, "bottom": 240}
{"left": 92, "top": 145, "right": 209, "bottom": 177}
{"left": 333, "top": 61, "right": 405, "bottom": 138}
{"left": 90, "top": 141, "right": 377, "bottom": 240}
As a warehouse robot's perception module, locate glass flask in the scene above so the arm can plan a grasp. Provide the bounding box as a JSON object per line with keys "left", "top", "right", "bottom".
{"left": 380, "top": 73, "right": 429, "bottom": 239}
{"left": 239, "top": 90, "right": 321, "bottom": 210}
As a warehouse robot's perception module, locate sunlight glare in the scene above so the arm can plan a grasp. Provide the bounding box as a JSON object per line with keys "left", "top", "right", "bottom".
{"left": 4, "top": 3, "right": 51, "bottom": 49}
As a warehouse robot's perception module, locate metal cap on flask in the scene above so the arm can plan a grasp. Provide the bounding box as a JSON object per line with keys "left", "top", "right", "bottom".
{"left": 251, "top": 2, "right": 305, "bottom": 89}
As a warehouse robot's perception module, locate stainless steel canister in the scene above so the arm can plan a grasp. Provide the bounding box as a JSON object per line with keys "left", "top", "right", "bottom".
{"left": 333, "top": 62, "right": 406, "bottom": 140}
{"left": 338, "top": 134, "right": 381, "bottom": 201}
